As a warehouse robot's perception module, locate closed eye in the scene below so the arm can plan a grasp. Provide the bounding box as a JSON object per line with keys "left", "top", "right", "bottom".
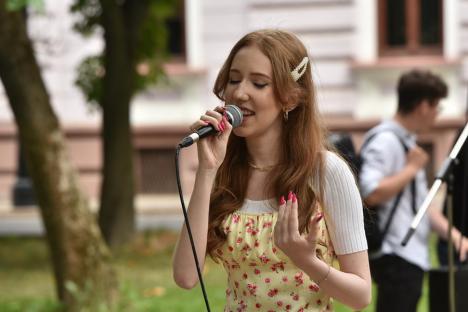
{"left": 229, "top": 80, "right": 240, "bottom": 85}
{"left": 254, "top": 82, "right": 268, "bottom": 89}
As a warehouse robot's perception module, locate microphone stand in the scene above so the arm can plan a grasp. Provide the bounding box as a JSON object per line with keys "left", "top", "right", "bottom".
{"left": 401, "top": 121, "right": 468, "bottom": 312}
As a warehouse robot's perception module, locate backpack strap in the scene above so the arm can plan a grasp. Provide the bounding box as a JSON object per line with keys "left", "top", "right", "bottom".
{"left": 361, "top": 130, "right": 417, "bottom": 240}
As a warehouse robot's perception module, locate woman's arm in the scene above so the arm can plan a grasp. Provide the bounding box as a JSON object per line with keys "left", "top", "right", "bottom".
{"left": 172, "top": 109, "right": 232, "bottom": 289}
{"left": 172, "top": 169, "right": 216, "bottom": 289}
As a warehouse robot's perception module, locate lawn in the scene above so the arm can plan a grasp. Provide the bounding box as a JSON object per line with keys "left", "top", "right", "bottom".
{"left": 0, "top": 231, "right": 436, "bottom": 311}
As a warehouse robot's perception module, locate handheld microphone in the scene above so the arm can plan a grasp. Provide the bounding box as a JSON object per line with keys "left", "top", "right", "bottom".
{"left": 178, "top": 105, "right": 243, "bottom": 148}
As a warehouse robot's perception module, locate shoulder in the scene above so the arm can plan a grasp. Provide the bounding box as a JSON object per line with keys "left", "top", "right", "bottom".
{"left": 323, "top": 150, "right": 354, "bottom": 176}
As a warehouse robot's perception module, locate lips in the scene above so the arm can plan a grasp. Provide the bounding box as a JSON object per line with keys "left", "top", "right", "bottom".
{"left": 240, "top": 107, "right": 255, "bottom": 117}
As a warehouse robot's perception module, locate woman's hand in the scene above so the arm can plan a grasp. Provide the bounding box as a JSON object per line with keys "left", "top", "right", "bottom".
{"left": 189, "top": 106, "right": 233, "bottom": 171}
{"left": 273, "top": 191, "right": 323, "bottom": 268}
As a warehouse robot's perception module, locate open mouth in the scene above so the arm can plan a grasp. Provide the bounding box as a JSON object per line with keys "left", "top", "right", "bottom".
{"left": 240, "top": 107, "right": 255, "bottom": 117}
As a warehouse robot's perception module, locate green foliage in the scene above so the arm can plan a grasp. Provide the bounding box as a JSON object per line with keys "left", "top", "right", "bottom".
{"left": 70, "top": 0, "right": 180, "bottom": 107}
{"left": 6, "top": 0, "right": 43, "bottom": 11}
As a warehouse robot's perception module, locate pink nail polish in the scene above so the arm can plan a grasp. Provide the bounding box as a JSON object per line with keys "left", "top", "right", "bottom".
{"left": 288, "top": 191, "right": 293, "bottom": 201}
{"left": 292, "top": 194, "right": 297, "bottom": 203}
{"left": 279, "top": 196, "right": 286, "bottom": 205}
{"left": 316, "top": 213, "right": 323, "bottom": 222}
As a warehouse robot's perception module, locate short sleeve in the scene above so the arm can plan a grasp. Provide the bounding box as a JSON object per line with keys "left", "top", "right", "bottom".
{"left": 322, "top": 151, "right": 368, "bottom": 255}
{"left": 359, "top": 132, "right": 402, "bottom": 198}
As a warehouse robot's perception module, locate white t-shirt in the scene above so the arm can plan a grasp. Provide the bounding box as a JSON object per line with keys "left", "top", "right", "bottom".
{"left": 239, "top": 151, "right": 368, "bottom": 255}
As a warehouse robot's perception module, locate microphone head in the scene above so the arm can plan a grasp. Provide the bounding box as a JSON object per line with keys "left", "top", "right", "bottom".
{"left": 225, "top": 105, "right": 243, "bottom": 128}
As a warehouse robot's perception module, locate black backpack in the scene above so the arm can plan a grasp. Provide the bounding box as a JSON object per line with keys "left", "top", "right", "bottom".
{"left": 329, "top": 131, "right": 416, "bottom": 253}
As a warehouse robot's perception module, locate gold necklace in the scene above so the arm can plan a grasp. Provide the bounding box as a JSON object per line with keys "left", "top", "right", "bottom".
{"left": 248, "top": 162, "right": 278, "bottom": 172}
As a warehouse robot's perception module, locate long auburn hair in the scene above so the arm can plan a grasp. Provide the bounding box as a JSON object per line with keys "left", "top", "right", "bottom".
{"left": 207, "top": 29, "right": 328, "bottom": 260}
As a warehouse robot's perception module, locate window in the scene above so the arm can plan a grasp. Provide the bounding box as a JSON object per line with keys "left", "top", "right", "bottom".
{"left": 378, "top": 0, "right": 443, "bottom": 56}
{"left": 166, "top": 0, "right": 186, "bottom": 61}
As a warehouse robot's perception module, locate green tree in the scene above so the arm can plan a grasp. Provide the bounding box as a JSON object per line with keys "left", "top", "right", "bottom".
{"left": 71, "top": 0, "right": 180, "bottom": 247}
{"left": 0, "top": 1, "right": 118, "bottom": 310}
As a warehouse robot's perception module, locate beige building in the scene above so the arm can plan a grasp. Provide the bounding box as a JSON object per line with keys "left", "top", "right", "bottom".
{"left": 0, "top": 0, "right": 467, "bottom": 207}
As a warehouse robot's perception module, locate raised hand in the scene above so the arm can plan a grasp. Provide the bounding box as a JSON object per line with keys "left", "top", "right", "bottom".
{"left": 273, "top": 191, "right": 323, "bottom": 268}
{"left": 189, "top": 106, "right": 233, "bottom": 171}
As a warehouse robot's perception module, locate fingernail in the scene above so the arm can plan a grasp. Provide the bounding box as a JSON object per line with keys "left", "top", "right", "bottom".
{"left": 292, "top": 193, "right": 297, "bottom": 203}
{"left": 218, "top": 123, "right": 224, "bottom": 132}
{"left": 288, "top": 191, "right": 293, "bottom": 201}
{"left": 315, "top": 213, "right": 323, "bottom": 222}
{"left": 279, "top": 196, "right": 286, "bottom": 205}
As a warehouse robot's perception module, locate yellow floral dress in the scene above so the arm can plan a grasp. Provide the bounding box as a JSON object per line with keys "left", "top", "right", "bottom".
{"left": 216, "top": 205, "right": 336, "bottom": 312}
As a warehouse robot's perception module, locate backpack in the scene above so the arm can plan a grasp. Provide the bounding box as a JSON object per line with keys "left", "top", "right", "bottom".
{"left": 329, "top": 131, "right": 416, "bottom": 253}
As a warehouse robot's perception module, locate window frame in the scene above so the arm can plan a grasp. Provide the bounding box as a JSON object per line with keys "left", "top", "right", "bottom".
{"left": 378, "top": 0, "right": 443, "bottom": 57}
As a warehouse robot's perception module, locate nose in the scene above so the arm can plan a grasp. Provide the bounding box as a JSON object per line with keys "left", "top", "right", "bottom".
{"left": 233, "top": 81, "right": 249, "bottom": 102}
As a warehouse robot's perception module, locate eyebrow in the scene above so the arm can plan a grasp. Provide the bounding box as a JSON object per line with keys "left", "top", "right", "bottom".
{"left": 230, "top": 69, "right": 271, "bottom": 80}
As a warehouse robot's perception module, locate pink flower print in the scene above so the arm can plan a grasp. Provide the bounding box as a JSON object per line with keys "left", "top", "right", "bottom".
{"left": 233, "top": 214, "right": 240, "bottom": 223}
{"left": 263, "top": 221, "right": 272, "bottom": 228}
{"left": 276, "top": 300, "right": 283, "bottom": 307}
{"left": 294, "top": 272, "right": 304, "bottom": 286}
{"left": 236, "top": 237, "right": 243, "bottom": 244}
{"left": 242, "top": 273, "right": 248, "bottom": 279}
{"left": 254, "top": 240, "right": 260, "bottom": 247}
{"left": 247, "top": 227, "right": 258, "bottom": 236}
{"left": 237, "top": 300, "right": 247, "bottom": 312}
{"left": 282, "top": 276, "right": 289, "bottom": 283}
{"left": 316, "top": 299, "right": 322, "bottom": 305}
{"left": 285, "top": 304, "right": 291, "bottom": 310}
{"left": 259, "top": 254, "right": 270, "bottom": 264}
{"left": 309, "top": 284, "right": 320, "bottom": 292}
{"left": 241, "top": 244, "right": 251, "bottom": 253}
{"left": 255, "top": 303, "right": 261, "bottom": 309}
{"left": 290, "top": 292, "right": 299, "bottom": 301}
{"left": 264, "top": 277, "right": 271, "bottom": 283}
{"left": 271, "top": 261, "right": 285, "bottom": 272}
{"left": 247, "top": 283, "right": 257, "bottom": 296}
{"left": 254, "top": 269, "right": 260, "bottom": 275}
{"left": 298, "top": 308, "right": 304, "bottom": 312}
{"left": 272, "top": 247, "right": 277, "bottom": 253}
{"left": 267, "top": 288, "right": 279, "bottom": 297}
{"left": 228, "top": 246, "right": 234, "bottom": 252}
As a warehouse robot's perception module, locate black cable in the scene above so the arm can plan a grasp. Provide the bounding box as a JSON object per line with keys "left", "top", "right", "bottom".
{"left": 174, "top": 146, "right": 211, "bottom": 311}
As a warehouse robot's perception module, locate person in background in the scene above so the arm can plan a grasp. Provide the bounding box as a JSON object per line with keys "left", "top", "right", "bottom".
{"left": 360, "top": 69, "right": 468, "bottom": 312}
{"left": 172, "top": 29, "right": 371, "bottom": 311}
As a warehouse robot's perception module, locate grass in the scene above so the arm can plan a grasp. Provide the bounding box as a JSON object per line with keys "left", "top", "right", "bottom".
{"left": 0, "top": 231, "right": 438, "bottom": 311}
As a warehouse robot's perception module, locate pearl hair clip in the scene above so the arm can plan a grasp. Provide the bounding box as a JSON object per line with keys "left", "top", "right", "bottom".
{"left": 290, "top": 56, "right": 309, "bottom": 82}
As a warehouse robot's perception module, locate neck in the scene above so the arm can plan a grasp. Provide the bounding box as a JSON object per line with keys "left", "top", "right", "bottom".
{"left": 245, "top": 130, "right": 282, "bottom": 167}
{"left": 394, "top": 113, "right": 419, "bottom": 134}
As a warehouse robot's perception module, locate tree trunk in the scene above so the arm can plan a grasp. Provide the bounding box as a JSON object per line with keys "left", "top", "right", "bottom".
{"left": 0, "top": 3, "right": 118, "bottom": 310}
{"left": 98, "top": 0, "right": 149, "bottom": 247}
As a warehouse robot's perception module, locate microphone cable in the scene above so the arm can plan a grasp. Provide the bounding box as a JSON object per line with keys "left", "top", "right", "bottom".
{"left": 174, "top": 146, "right": 211, "bottom": 312}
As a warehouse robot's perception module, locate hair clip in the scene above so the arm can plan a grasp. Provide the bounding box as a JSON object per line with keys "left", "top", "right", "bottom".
{"left": 291, "top": 56, "right": 309, "bottom": 82}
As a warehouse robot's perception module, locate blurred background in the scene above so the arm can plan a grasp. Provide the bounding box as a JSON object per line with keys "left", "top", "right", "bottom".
{"left": 0, "top": 0, "right": 467, "bottom": 311}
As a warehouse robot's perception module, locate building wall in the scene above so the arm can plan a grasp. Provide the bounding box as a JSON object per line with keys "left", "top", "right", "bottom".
{"left": 0, "top": 0, "right": 467, "bottom": 206}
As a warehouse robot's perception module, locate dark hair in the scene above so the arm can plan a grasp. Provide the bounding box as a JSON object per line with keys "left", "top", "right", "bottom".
{"left": 397, "top": 69, "right": 448, "bottom": 114}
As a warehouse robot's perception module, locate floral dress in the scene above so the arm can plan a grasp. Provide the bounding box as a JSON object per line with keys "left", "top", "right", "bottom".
{"left": 216, "top": 204, "right": 336, "bottom": 312}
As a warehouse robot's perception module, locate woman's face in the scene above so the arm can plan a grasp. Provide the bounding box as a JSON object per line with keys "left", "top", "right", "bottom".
{"left": 224, "top": 45, "right": 284, "bottom": 139}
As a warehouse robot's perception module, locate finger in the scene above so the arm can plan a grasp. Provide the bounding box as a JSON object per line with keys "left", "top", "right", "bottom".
{"left": 200, "top": 115, "right": 222, "bottom": 131}
{"left": 277, "top": 195, "right": 287, "bottom": 237}
{"left": 307, "top": 212, "right": 323, "bottom": 245}
{"left": 189, "top": 120, "right": 209, "bottom": 131}
{"left": 219, "top": 115, "right": 233, "bottom": 139}
{"left": 284, "top": 191, "right": 294, "bottom": 235}
{"left": 289, "top": 193, "right": 299, "bottom": 235}
{"left": 205, "top": 109, "right": 223, "bottom": 122}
